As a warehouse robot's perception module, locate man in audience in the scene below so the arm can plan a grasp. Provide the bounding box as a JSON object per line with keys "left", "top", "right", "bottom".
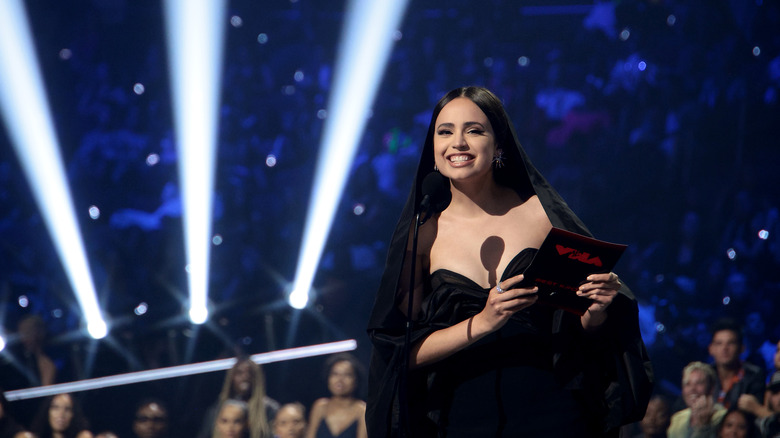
{"left": 668, "top": 361, "right": 727, "bottom": 438}
{"left": 738, "top": 370, "right": 780, "bottom": 438}
{"left": 708, "top": 318, "right": 766, "bottom": 409}
{"left": 132, "top": 398, "right": 169, "bottom": 438}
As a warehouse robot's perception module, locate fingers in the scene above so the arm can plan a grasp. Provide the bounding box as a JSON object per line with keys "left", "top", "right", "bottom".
{"left": 494, "top": 274, "right": 532, "bottom": 295}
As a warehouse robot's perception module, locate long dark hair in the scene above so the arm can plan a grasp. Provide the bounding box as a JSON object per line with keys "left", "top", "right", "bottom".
{"left": 30, "top": 393, "right": 90, "bottom": 438}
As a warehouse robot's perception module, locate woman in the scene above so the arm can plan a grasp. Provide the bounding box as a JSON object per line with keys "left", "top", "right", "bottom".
{"left": 305, "top": 354, "right": 367, "bottom": 438}
{"left": 198, "top": 358, "right": 276, "bottom": 438}
{"left": 717, "top": 409, "right": 758, "bottom": 438}
{"left": 30, "top": 393, "right": 92, "bottom": 438}
{"left": 366, "top": 86, "right": 653, "bottom": 437}
{"left": 273, "top": 402, "right": 306, "bottom": 438}
{"left": 214, "top": 400, "right": 250, "bottom": 438}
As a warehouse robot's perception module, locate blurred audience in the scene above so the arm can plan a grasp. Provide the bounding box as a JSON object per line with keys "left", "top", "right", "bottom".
{"left": 272, "top": 403, "right": 306, "bottom": 438}
{"left": 0, "top": 389, "right": 29, "bottom": 438}
{"left": 717, "top": 409, "right": 759, "bottom": 438}
{"left": 213, "top": 400, "right": 249, "bottom": 438}
{"left": 709, "top": 318, "right": 766, "bottom": 409}
{"left": 738, "top": 370, "right": 780, "bottom": 438}
{"left": 198, "top": 358, "right": 277, "bottom": 438}
{"left": 305, "top": 354, "right": 366, "bottom": 438}
{"left": 132, "top": 398, "right": 169, "bottom": 438}
{"left": 669, "top": 361, "right": 727, "bottom": 438}
{"left": 30, "top": 393, "right": 92, "bottom": 438}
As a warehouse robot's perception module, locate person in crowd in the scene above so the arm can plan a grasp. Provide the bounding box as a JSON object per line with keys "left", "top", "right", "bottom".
{"left": 198, "top": 357, "right": 277, "bottom": 438}
{"left": 214, "top": 399, "right": 250, "bottom": 438}
{"left": 273, "top": 402, "right": 306, "bottom": 438}
{"left": 30, "top": 393, "right": 93, "bottom": 438}
{"left": 365, "top": 85, "right": 653, "bottom": 437}
{"left": 716, "top": 409, "right": 759, "bottom": 438}
{"left": 305, "top": 353, "right": 367, "bottom": 438}
{"left": 669, "top": 361, "right": 727, "bottom": 438}
{"left": 94, "top": 432, "right": 118, "bottom": 438}
{"left": 132, "top": 398, "right": 169, "bottom": 438}
{"left": 0, "top": 389, "right": 30, "bottom": 438}
{"left": 625, "top": 394, "right": 672, "bottom": 438}
{"left": 17, "top": 314, "right": 57, "bottom": 387}
{"left": 708, "top": 318, "right": 766, "bottom": 409}
{"left": 737, "top": 370, "right": 780, "bottom": 437}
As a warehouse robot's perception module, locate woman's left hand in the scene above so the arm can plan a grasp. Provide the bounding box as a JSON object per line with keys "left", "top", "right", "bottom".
{"left": 578, "top": 272, "right": 621, "bottom": 330}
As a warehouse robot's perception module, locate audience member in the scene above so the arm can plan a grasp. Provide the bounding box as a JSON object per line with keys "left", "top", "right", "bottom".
{"left": 132, "top": 398, "right": 169, "bottom": 438}
{"left": 214, "top": 399, "right": 250, "bottom": 438}
{"left": 198, "top": 358, "right": 276, "bottom": 438}
{"left": 305, "top": 354, "right": 366, "bottom": 438}
{"left": 737, "top": 370, "right": 780, "bottom": 438}
{"left": 669, "top": 361, "right": 727, "bottom": 438}
{"left": 632, "top": 395, "right": 672, "bottom": 438}
{"left": 717, "top": 409, "right": 759, "bottom": 438}
{"left": 17, "top": 315, "right": 57, "bottom": 387}
{"left": 0, "top": 389, "right": 28, "bottom": 438}
{"left": 709, "top": 318, "right": 766, "bottom": 409}
{"left": 30, "top": 393, "right": 93, "bottom": 438}
{"left": 272, "top": 403, "right": 306, "bottom": 438}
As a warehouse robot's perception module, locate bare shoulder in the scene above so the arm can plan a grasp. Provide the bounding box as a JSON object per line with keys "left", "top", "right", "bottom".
{"left": 76, "top": 431, "right": 94, "bottom": 438}
{"left": 312, "top": 397, "right": 330, "bottom": 411}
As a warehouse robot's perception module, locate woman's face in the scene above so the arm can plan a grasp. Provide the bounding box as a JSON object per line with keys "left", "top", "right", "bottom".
{"left": 216, "top": 404, "right": 247, "bottom": 438}
{"left": 328, "top": 360, "right": 357, "bottom": 398}
{"left": 231, "top": 361, "right": 253, "bottom": 399}
{"left": 682, "top": 369, "right": 710, "bottom": 407}
{"left": 432, "top": 97, "right": 497, "bottom": 183}
{"left": 273, "top": 405, "right": 306, "bottom": 438}
{"left": 49, "top": 394, "right": 74, "bottom": 432}
{"left": 719, "top": 410, "right": 748, "bottom": 438}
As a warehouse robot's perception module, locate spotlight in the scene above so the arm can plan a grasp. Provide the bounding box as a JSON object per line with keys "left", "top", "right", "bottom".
{"left": 0, "top": 0, "right": 107, "bottom": 339}
{"left": 164, "top": 0, "right": 228, "bottom": 324}
{"left": 288, "top": 0, "right": 409, "bottom": 309}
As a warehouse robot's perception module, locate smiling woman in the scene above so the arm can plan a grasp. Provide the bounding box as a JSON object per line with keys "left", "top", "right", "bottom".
{"left": 366, "top": 86, "right": 653, "bottom": 437}
{"left": 305, "top": 353, "right": 367, "bottom": 438}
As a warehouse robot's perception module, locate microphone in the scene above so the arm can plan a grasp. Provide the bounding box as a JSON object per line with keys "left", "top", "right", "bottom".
{"left": 419, "top": 172, "right": 451, "bottom": 225}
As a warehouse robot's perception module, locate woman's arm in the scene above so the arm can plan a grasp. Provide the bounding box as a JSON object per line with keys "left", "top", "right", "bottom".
{"left": 356, "top": 401, "right": 367, "bottom": 438}
{"left": 410, "top": 274, "right": 537, "bottom": 367}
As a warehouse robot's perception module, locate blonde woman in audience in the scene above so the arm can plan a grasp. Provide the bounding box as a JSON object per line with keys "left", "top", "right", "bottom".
{"left": 668, "top": 361, "right": 727, "bottom": 438}
{"left": 199, "top": 357, "right": 277, "bottom": 438}
{"left": 214, "top": 400, "right": 250, "bottom": 438}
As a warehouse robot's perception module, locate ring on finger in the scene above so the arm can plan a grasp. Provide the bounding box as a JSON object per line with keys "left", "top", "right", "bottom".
{"left": 496, "top": 283, "right": 505, "bottom": 294}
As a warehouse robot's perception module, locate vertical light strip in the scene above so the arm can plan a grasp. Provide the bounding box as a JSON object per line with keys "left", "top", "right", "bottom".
{"left": 0, "top": 0, "right": 107, "bottom": 338}
{"left": 163, "top": 0, "right": 227, "bottom": 323}
{"left": 289, "top": 0, "right": 409, "bottom": 308}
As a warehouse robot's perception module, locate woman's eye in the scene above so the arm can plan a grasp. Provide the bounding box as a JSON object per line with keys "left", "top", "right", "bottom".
{"left": 468, "top": 129, "right": 484, "bottom": 135}
{"left": 437, "top": 129, "right": 451, "bottom": 135}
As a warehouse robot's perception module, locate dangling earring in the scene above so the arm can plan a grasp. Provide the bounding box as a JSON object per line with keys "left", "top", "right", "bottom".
{"left": 492, "top": 149, "right": 505, "bottom": 169}
{"left": 433, "top": 163, "right": 439, "bottom": 171}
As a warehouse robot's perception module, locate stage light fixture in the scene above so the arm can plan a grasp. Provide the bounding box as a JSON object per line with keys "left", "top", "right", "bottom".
{"left": 288, "top": 0, "right": 409, "bottom": 309}
{"left": 163, "top": 0, "right": 228, "bottom": 323}
{"left": 0, "top": 0, "right": 107, "bottom": 339}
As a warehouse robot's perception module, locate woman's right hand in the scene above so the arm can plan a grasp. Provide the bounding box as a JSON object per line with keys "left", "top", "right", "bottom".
{"left": 475, "top": 274, "right": 538, "bottom": 333}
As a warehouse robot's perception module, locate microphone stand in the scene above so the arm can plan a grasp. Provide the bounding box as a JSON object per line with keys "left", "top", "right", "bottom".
{"left": 399, "top": 210, "right": 423, "bottom": 438}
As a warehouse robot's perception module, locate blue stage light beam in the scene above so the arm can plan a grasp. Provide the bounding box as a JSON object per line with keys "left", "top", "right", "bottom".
{"left": 0, "top": 0, "right": 107, "bottom": 339}
{"left": 288, "top": 0, "right": 409, "bottom": 309}
{"left": 163, "top": 0, "right": 228, "bottom": 324}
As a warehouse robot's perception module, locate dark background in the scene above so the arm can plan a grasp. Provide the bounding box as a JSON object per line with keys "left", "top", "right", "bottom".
{"left": 1, "top": 0, "right": 779, "bottom": 435}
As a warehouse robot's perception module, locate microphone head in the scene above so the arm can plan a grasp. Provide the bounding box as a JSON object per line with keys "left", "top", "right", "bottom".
{"left": 421, "top": 172, "right": 451, "bottom": 213}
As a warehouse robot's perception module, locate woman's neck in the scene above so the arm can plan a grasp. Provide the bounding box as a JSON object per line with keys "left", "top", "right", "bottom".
{"left": 448, "top": 177, "right": 518, "bottom": 217}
